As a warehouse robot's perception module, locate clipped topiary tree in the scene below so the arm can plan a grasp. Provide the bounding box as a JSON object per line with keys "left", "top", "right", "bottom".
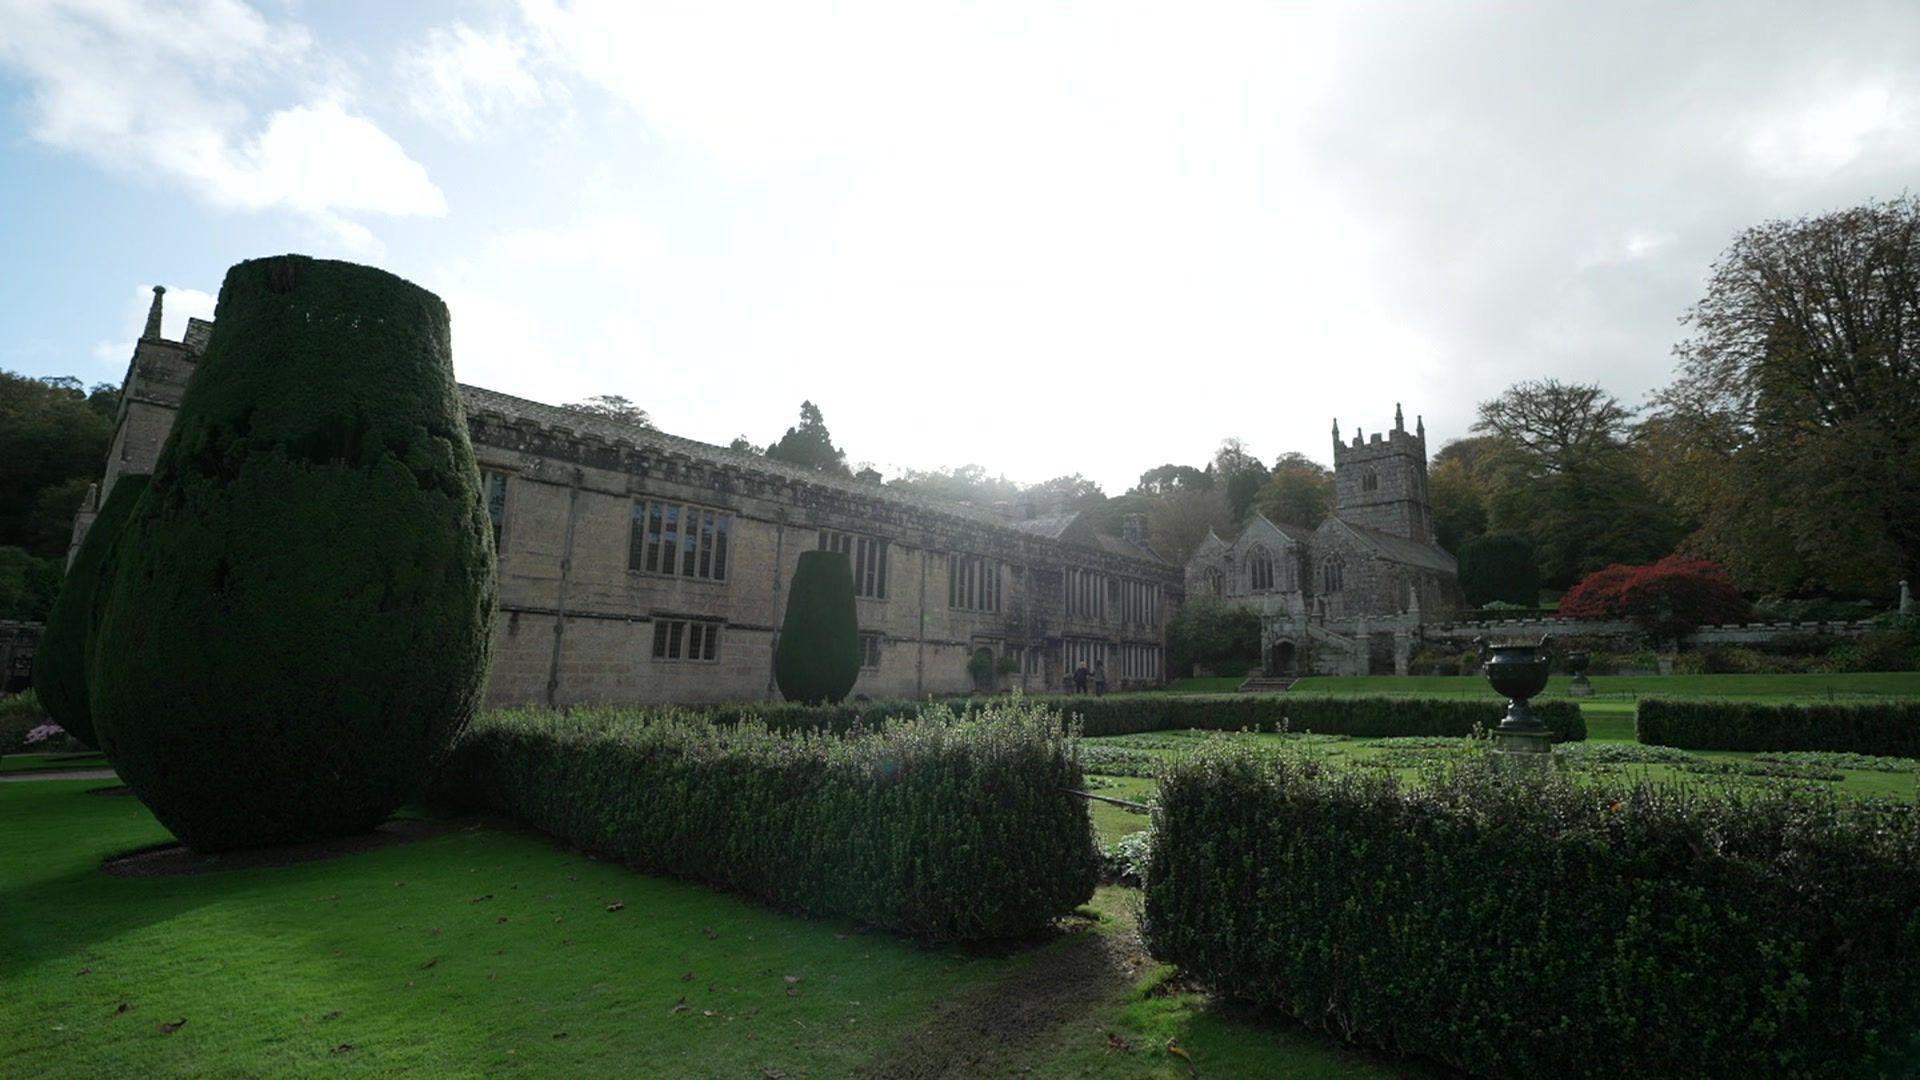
{"left": 774, "top": 550, "right": 860, "bottom": 704}
{"left": 90, "top": 255, "right": 496, "bottom": 852}
{"left": 1459, "top": 532, "right": 1540, "bottom": 607}
{"left": 32, "top": 475, "right": 150, "bottom": 749}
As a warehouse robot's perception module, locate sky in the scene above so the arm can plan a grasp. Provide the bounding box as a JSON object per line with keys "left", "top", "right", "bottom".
{"left": 2, "top": 1, "right": 1917, "bottom": 493}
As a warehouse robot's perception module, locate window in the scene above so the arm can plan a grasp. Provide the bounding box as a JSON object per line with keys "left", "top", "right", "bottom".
{"left": 482, "top": 470, "right": 509, "bottom": 550}
{"left": 859, "top": 632, "right": 883, "bottom": 670}
{"left": 1065, "top": 568, "right": 1108, "bottom": 620}
{"left": 948, "top": 553, "right": 1001, "bottom": 612}
{"left": 1362, "top": 468, "right": 1379, "bottom": 493}
{"left": 630, "top": 500, "right": 731, "bottom": 580}
{"left": 820, "top": 530, "right": 888, "bottom": 599}
{"left": 1322, "top": 558, "right": 1345, "bottom": 594}
{"left": 1121, "top": 643, "right": 1161, "bottom": 681}
{"left": 652, "top": 618, "right": 720, "bottom": 662}
{"left": 1249, "top": 545, "right": 1274, "bottom": 592}
{"left": 1204, "top": 567, "right": 1224, "bottom": 597}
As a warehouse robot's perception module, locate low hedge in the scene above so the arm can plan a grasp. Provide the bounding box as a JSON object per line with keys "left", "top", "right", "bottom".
{"left": 430, "top": 698, "right": 1099, "bottom": 942}
{"left": 695, "top": 692, "right": 1585, "bottom": 743}
{"left": 1144, "top": 743, "right": 1920, "bottom": 1077}
{"left": 1637, "top": 697, "right": 1920, "bottom": 756}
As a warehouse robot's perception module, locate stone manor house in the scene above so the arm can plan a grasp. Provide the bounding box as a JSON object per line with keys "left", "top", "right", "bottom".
{"left": 1184, "top": 407, "right": 1464, "bottom": 677}
{"left": 72, "top": 288, "right": 1181, "bottom": 707}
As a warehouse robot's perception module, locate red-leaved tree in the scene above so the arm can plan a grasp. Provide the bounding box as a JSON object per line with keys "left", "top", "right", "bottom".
{"left": 1560, "top": 556, "right": 1749, "bottom": 641}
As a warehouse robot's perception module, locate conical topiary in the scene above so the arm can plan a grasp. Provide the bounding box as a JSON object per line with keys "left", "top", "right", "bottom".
{"left": 32, "top": 474, "right": 150, "bottom": 749}
{"left": 90, "top": 254, "right": 497, "bottom": 852}
{"left": 773, "top": 550, "right": 861, "bottom": 705}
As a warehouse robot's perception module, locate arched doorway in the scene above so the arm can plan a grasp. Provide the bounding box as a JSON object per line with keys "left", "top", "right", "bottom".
{"left": 1267, "top": 639, "right": 1298, "bottom": 676}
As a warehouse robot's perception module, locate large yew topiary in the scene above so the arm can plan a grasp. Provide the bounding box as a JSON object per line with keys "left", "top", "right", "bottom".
{"left": 773, "top": 550, "right": 861, "bottom": 704}
{"left": 33, "top": 474, "right": 150, "bottom": 749}
{"left": 90, "top": 255, "right": 496, "bottom": 852}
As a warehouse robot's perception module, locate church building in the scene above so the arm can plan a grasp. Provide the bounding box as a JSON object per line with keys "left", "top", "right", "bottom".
{"left": 1184, "top": 406, "right": 1463, "bottom": 676}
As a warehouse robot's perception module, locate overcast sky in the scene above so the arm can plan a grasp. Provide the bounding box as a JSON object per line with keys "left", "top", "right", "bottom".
{"left": 2, "top": 1, "right": 1916, "bottom": 492}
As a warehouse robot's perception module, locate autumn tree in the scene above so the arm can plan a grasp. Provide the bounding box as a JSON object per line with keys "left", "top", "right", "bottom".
{"left": 1650, "top": 196, "right": 1920, "bottom": 596}
{"left": 1131, "top": 463, "right": 1212, "bottom": 496}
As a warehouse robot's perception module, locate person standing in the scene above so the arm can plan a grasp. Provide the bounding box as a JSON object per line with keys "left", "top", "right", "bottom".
{"left": 1073, "top": 662, "right": 1090, "bottom": 694}
{"left": 1093, "top": 660, "right": 1108, "bottom": 697}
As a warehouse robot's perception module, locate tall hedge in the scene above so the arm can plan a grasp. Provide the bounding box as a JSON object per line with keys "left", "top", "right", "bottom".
{"left": 430, "top": 700, "right": 1100, "bottom": 941}
{"left": 32, "top": 474, "right": 149, "bottom": 748}
{"left": 773, "top": 549, "right": 860, "bottom": 704}
{"left": 1145, "top": 744, "right": 1920, "bottom": 1076}
{"left": 690, "top": 692, "right": 1585, "bottom": 743}
{"left": 90, "top": 255, "right": 496, "bottom": 852}
{"left": 1638, "top": 697, "right": 1920, "bottom": 756}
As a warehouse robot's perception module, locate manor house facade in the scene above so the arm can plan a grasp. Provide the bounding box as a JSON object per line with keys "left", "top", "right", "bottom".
{"left": 73, "top": 288, "right": 1179, "bottom": 707}
{"left": 1185, "top": 407, "right": 1464, "bottom": 676}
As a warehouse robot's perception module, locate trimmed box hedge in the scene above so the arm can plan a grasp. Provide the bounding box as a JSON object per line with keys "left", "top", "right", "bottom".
{"left": 697, "top": 692, "right": 1585, "bottom": 743}
{"left": 431, "top": 699, "right": 1099, "bottom": 942}
{"left": 1637, "top": 697, "right": 1920, "bottom": 756}
{"left": 1144, "top": 743, "right": 1920, "bottom": 1077}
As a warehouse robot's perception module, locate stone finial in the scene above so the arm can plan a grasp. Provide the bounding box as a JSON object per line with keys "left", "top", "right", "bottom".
{"left": 1331, "top": 418, "right": 1340, "bottom": 444}
{"left": 1416, "top": 414, "right": 1425, "bottom": 440}
{"left": 1902, "top": 579, "right": 1913, "bottom": 614}
{"left": 1394, "top": 402, "right": 1404, "bottom": 432}
{"left": 143, "top": 285, "right": 166, "bottom": 340}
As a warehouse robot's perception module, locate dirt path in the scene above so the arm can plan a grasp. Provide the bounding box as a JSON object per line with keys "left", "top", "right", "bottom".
{"left": 0, "top": 769, "right": 117, "bottom": 783}
{"left": 856, "top": 921, "right": 1148, "bottom": 1078}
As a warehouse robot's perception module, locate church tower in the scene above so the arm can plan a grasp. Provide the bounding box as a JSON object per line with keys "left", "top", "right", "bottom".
{"left": 1329, "top": 404, "right": 1433, "bottom": 543}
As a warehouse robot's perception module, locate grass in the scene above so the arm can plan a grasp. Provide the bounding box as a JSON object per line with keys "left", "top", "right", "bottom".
{"left": 0, "top": 778, "right": 1395, "bottom": 1079}
{"left": 0, "top": 752, "right": 109, "bottom": 773}
{"left": 1164, "top": 671, "right": 1920, "bottom": 699}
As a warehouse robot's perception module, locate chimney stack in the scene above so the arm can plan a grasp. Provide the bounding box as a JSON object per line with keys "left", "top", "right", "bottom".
{"left": 1122, "top": 513, "right": 1149, "bottom": 545}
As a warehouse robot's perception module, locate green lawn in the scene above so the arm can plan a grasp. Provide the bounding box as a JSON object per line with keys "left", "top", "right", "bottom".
{"left": 1164, "top": 671, "right": 1920, "bottom": 699}
{"left": 0, "top": 779, "right": 1397, "bottom": 1079}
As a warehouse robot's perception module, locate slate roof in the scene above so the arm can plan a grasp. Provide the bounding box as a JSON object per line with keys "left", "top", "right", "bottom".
{"left": 459, "top": 384, "right": 1172, "bottom": 567}
{"left": 1334, "top": 519, "right": 1459, "bottom": 573}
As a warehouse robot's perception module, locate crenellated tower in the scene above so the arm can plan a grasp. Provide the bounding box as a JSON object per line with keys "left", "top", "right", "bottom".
{"left": 1329, "top": 403, "right": 1432, "bottom": 543}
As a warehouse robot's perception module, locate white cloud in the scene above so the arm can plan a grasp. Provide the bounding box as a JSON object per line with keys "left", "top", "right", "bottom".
{"left": 401, "top": 22, "right": 551, "bottom": 140}
{"left": 0, "top": 0, "right": 444, "bottom": 253}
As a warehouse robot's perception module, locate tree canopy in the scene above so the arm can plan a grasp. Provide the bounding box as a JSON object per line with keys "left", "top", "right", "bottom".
{"left": 1650, "top": 196, "right": 1920, "bottom": 595}
{"left": 0, "top": 371, "right": 116, "bottom": 558}
{"left": 564, "top": 394, "right": 651, "bottom": 427}
{"left": 1255, "top": 452, "right": 1334, "bottom": 530}
{"left": 766, "top": 401, "right": 851, "bottom": 476}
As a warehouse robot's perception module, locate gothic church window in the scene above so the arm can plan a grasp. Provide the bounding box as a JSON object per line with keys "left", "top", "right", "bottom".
{"left": 1204, "top": 567, "right": 1223, "bottom": 597}
{"left": 1322, "top": 558, "right": 1345, "bottom": 594}
{"left": 1249, "top": 545, "right": 1274, "bottom": 592}
{"left": 1362, "top": 469, "right": 1379, "bottom": 493}
{"left": 630, "top": 500, "right": 732, "bottom": 581}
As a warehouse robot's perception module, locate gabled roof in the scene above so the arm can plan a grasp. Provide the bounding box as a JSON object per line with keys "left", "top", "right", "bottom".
{"left": 1325, "top": 518, "right": 1458, "bottom": 574}
{"left": 1004, "top": 511, "right": 1081, "bottom": 539}
{"left": 1093, "top": 532, "right": 1168, "bottom": 565}
{"left": 1247, "top": 511, "right": 1315, "bottom": 545}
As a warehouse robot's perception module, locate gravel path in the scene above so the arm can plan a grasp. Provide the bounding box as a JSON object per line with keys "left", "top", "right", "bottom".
{"left": 0, "top": 769, "right": 118, "bottom": 783}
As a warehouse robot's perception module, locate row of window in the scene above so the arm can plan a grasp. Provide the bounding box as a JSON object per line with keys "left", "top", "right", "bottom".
{"left": 483, "top": 473, "right": 1165, "bottom": 621}
{"left": 1199, "top": 550, "right": 1336, "bottom": 596}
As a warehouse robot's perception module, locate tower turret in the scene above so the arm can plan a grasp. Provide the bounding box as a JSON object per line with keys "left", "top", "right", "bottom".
{"left": 142, "top": 286, "right": 165, "bottom": 340}
{"left": 1330, "top": 406, "right": 1434, "bottom": 542}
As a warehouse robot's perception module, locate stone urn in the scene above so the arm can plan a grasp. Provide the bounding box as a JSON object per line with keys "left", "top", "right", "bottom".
{"left": 1476, "top": 636, "right": 1554, "bottom": 763}
{"left": 1565, "top": 650, "right": 1593, "bottom": 697}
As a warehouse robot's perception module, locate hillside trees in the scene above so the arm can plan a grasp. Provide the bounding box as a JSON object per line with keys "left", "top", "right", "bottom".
{"left": 1255, "top": 452, "right": 1334, "bottom": 530}
{"left": 0, "top": 372, "right": 116, "bottom": 557}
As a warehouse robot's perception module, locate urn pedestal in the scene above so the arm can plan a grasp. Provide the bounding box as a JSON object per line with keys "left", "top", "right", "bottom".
{"left": 1566, "top": 651, "right": 1593, "bottom": 697}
